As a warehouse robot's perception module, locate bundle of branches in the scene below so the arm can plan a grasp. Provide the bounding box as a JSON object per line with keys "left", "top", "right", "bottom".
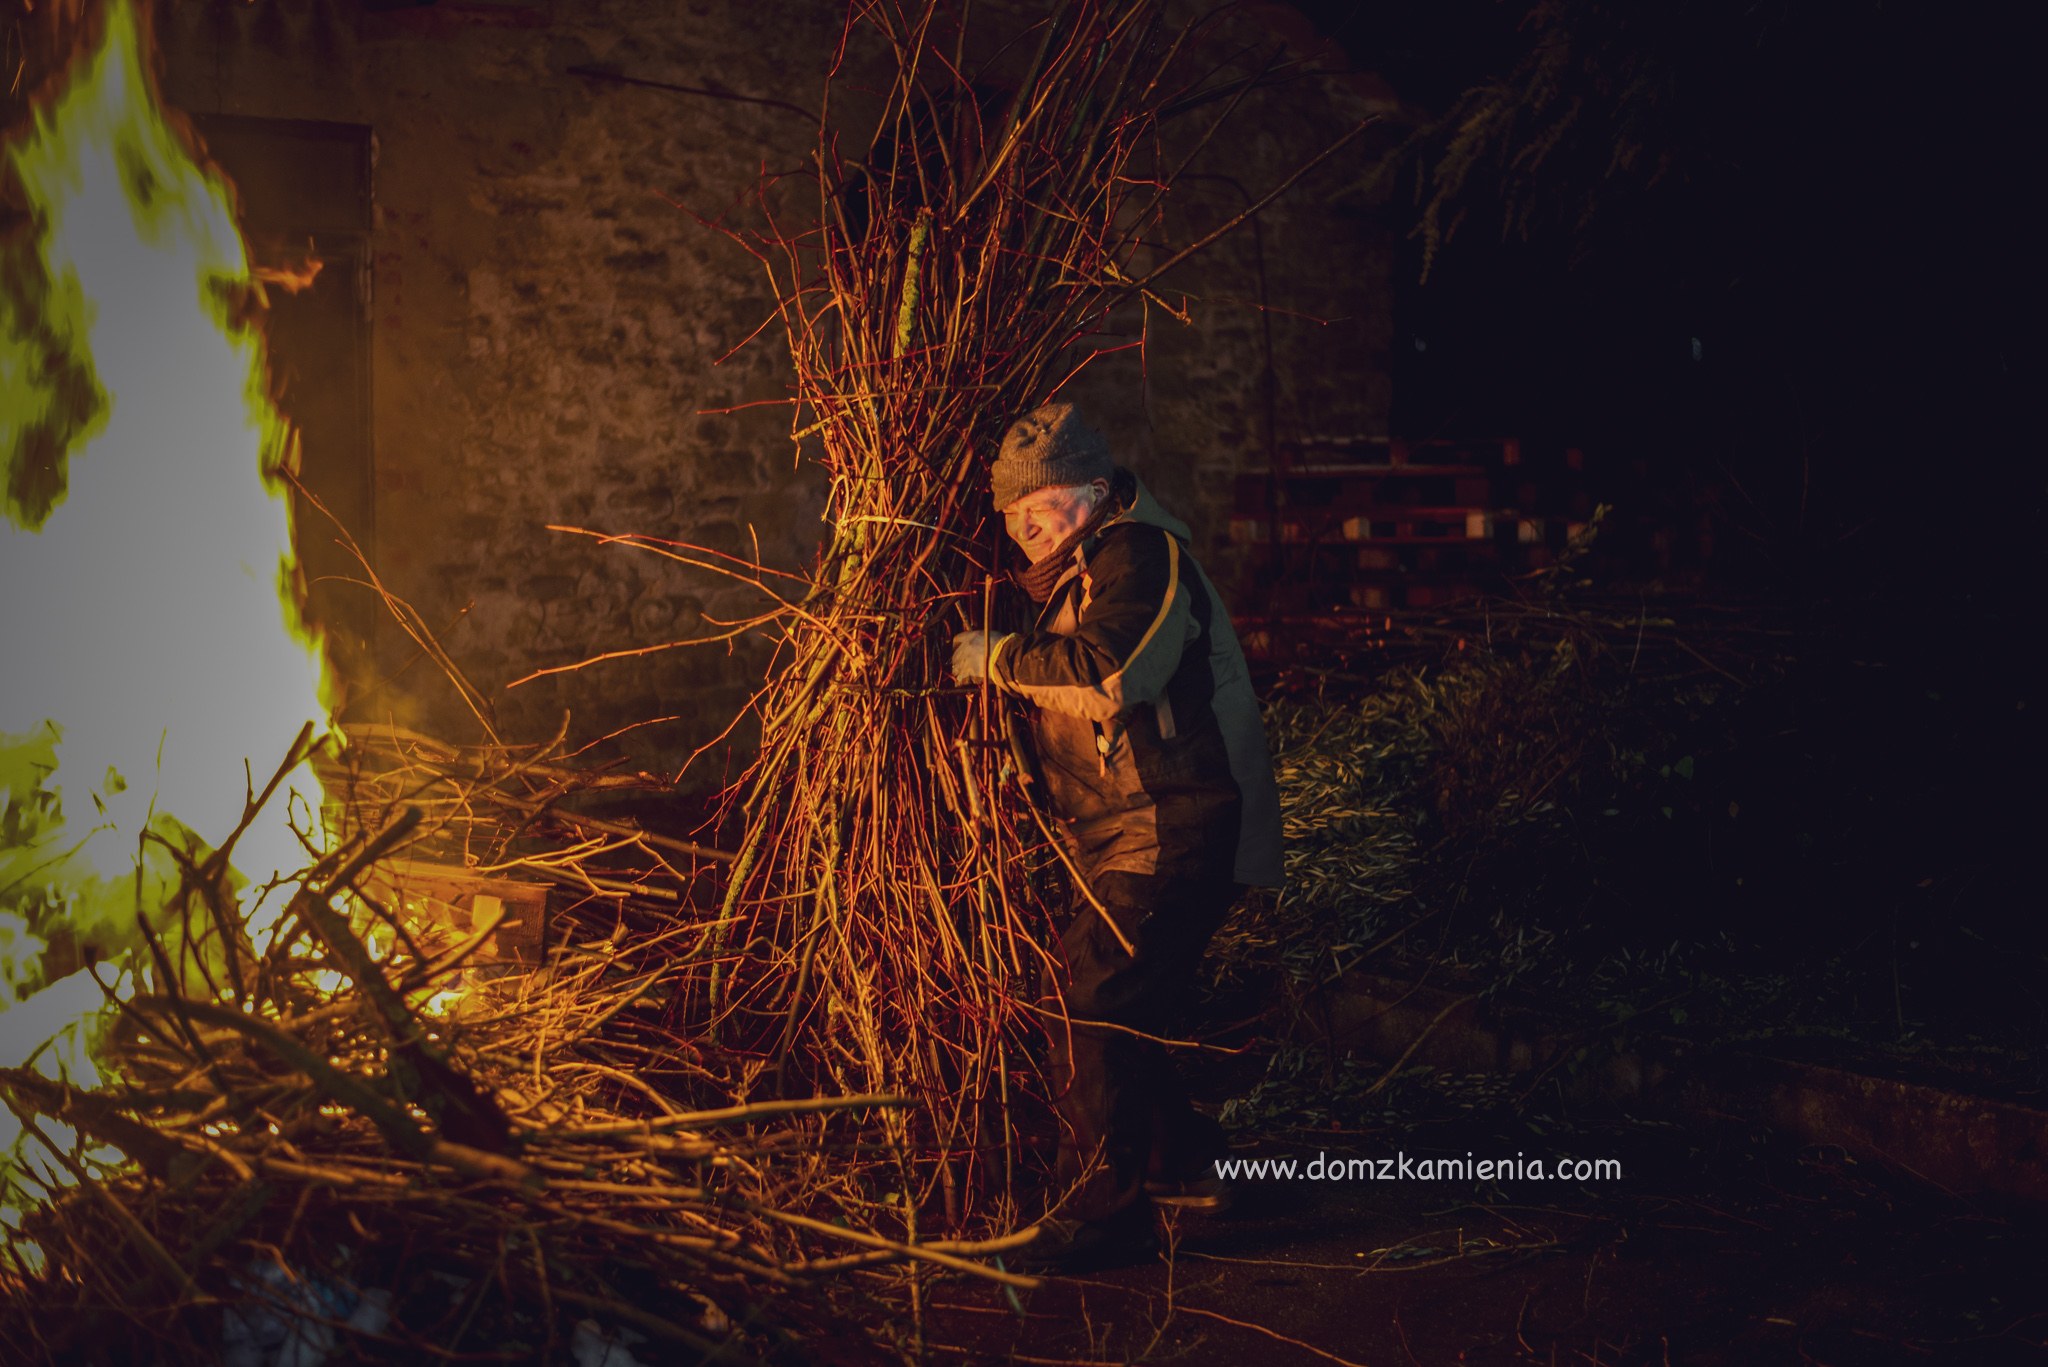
{"left": 1, "top": 734, "right": 1035, "bottom": 1365}
{"left": 633, "top": 0, "right": 1367, "bottom": 1234}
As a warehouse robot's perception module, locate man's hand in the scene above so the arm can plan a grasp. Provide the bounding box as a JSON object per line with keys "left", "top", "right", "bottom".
{"left": 951, "top": 630, "right": 1014, "bottom": 684}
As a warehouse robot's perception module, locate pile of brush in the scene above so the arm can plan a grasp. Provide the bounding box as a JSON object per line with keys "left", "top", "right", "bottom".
{"left": 1210, "top": 573, "right": 1791, "bottom": 1026}
{"left": 2, "top": 725, "right": 1041, "bottom": 1365}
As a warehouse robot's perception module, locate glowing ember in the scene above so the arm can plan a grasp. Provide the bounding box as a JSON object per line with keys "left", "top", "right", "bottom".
{"left": 1, "top": 0, "right": 331, "bottom": 1241}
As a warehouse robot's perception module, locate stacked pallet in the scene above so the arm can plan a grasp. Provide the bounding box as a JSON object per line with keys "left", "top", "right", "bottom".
{"left": 1229, "top": 436, "right": 1592, "bottom": 613}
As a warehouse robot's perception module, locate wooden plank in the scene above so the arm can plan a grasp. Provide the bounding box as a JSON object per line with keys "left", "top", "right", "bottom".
{"left": 360, "top": 859, "right": 552, "bottom": 965}
{"left": 1271, "top": 462, "right": 1489, "bottom": 477}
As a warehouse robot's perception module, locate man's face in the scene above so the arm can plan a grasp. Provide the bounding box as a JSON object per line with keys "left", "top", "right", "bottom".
{"left": 1002, "top": 482, "right": 1103, "bottom": 564}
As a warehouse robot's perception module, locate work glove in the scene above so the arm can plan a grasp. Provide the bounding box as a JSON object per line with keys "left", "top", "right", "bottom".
{"left": 951, "top": 630, "right": 1015, "bottom": 684}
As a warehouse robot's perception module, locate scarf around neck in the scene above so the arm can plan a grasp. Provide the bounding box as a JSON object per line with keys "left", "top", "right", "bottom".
{"left": 1012, "top": 483, "right": 1125, "bottom": 603}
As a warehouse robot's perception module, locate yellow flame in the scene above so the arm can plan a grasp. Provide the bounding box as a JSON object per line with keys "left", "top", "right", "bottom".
{"left": 1, "top": 0, "right": 331, "bottom": 1211}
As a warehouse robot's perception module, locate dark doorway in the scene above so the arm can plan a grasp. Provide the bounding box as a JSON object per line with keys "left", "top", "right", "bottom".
{"left": 194, "top": 113, "right": 375, "bottom": 703}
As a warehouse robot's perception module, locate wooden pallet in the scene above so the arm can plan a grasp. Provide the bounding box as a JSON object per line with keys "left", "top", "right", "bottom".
{"left": 1229, "top": 435, "right": 1590, "bottom": 613}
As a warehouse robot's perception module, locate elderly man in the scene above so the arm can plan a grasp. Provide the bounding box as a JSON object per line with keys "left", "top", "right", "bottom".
{"left": 952, "top": 402, "right": 1283, "bottom": 1270}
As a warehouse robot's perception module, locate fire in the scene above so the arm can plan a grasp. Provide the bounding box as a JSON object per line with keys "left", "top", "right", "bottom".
{"left": 1, "top": 0, "right": 332, "bottom": 1255}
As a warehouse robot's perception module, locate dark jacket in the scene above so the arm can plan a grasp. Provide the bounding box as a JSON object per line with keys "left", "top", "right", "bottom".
{"left": 989, "top": 475, "right": 1284, "bottom": 888}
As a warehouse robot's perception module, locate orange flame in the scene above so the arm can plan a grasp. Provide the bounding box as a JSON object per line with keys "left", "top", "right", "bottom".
{"left": 1, "top": 0, "right": 333, "bottom": 1256}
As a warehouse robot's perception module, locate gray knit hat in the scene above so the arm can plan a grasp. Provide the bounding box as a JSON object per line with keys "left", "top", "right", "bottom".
{"left": 990, "top": 403, "right": 1113, "bottom": 509}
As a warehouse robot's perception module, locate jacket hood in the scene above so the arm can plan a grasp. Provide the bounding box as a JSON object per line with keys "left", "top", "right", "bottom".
{"left": 1105, "top": 470, "right": 1193, "bottom": 544}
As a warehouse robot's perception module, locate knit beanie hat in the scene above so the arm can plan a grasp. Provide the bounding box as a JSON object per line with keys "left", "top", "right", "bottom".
{"left": 990, "top": 403, "right": 1113, "bottom": 509}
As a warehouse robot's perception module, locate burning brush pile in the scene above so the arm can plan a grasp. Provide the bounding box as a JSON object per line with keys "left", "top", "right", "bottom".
{"left": 1, "top": 2, "right": 1357, "bottom": 1361}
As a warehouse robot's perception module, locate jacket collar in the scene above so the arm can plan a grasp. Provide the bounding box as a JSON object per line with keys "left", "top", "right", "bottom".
{"left": 1027, "top": 471, "right": 1188, "bottom": 626}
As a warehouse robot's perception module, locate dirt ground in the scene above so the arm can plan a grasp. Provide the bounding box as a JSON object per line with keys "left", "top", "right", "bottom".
{"left": 919, "top": 1090, "right": 2048, "bottom": 1365}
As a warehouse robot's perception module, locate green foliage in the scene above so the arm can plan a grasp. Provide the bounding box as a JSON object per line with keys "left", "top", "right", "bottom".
{"left": 1212, "top": 569, "right": 2042, "bottom": 1087}
{"left": 1211, "top": 584, "right": 1759, "bottom": 1033}
{"left": 1218, "top": 1042, "right": 1521, "bottom": 1136}
{"left": 1404, "top": 0, "right": 1708, "bottom": 277}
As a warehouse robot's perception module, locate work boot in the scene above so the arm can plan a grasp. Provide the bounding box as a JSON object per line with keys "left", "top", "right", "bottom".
{"left": 1143, "top": 1172, "right": 1233, "bottom": 1213}
{"left": 1145, "top": 1105, "right": 1231, "bottom": 1211}
{"left": 1145, "top": 1112, "right": 1233, "bottom": 1212}
{"left": 1010, "top": 1204, "right": 1158, "bottom": 1274}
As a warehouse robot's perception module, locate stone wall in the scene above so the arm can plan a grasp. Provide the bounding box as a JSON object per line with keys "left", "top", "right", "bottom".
{"left": 153, "top": 0, "right": 1394, "bottom": 785}
{"left": 1061, "top": 0, "right": 1399, "bottom": 600}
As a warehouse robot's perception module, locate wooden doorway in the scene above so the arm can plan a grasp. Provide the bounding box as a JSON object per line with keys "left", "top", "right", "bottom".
{"left": 195, "top": 113, "right": 376, "bottom": 702}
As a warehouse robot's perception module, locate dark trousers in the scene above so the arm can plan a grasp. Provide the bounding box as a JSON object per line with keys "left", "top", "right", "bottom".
{"left": 1041, "top": 866, "right": 1238, "bottom": 1221}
